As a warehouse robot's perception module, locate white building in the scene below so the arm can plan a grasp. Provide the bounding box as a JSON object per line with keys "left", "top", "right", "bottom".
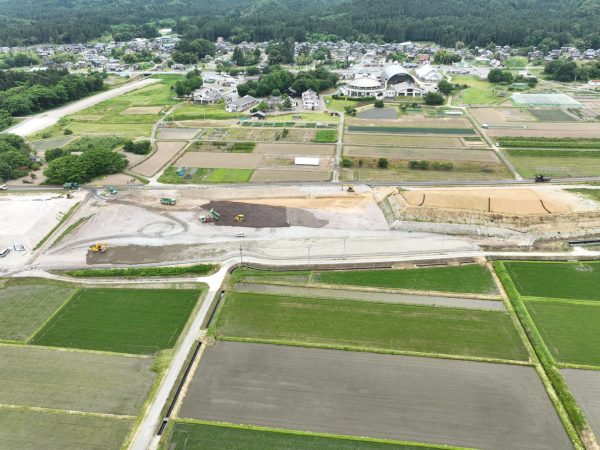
{"left": 339, "top": 77, "right": 385, "bottom": 98}
{"left": 339, "top": 65, "right": 426, "bottom": 99}
{"left": 193, "top": 87, "right": 223, "bottom": 104}
{"left": 225, "top": 94, "right": 258, "bottom": 112}
{"left": 302, "top": 89, "right": 320, "bottom": 109}
{"left": 415, "top": 64, "right": 443, "bottom": 83}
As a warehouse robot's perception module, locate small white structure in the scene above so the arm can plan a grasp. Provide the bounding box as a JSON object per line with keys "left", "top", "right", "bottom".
{"left": 302, "top": 89, "right": 320, "bottom": 109}
{"left": 588, "top": 80, "right": 600, "bottom": 87}
{"left": 295, "top": 157, "right": 320, "bottom": 166}
{"left": 415, "top": 64, "right": 443, "bottom": 83}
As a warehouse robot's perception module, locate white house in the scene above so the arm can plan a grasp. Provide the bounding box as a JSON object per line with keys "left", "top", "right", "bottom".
{"left": 415, "top": 64, "right": 443, "bottom": 83}
{"left": 225, "top": 94, "right": 258, "bottom": 112}
{"left": 302, "top": 89, "right": 320, "bottom": 109}
{"left": 193, "top": 87, "right": 223, "bottom": 104}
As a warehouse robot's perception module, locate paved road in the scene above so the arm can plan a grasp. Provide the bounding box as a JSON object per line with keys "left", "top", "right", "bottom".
{"left": 332, "top": 112, "right": 345, "bottom": 182}
{"left": 3, "top": 78, "right": 159, "bottom": 137}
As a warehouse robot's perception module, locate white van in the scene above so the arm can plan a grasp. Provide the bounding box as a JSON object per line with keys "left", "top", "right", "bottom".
{"left": 0, "top": 248, "right": 10, "bottom": 258}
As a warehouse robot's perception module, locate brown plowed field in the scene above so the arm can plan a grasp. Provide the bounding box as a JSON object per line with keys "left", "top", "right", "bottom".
{"left": 177, "top": 152, "right": 261, "bottom": 169}
{"left": 344, "top": 146, "right": 499, "bottom": 162}
{"left": 255, "top": 143, "right": 334, "bottom": 155}
{"left": 344, "top": 134, "right": 465, "bottom": 148}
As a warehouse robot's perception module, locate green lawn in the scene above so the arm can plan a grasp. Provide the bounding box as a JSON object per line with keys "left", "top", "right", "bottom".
{"left": 172, "top": 104, "right": 239, "bottom": 121}
{"left": 31, "top": 288, "right": 203, "bottom": 354}
{"left": 314, "top": 265, "right": 498, "bottom": 295}
{"left": 452, "top": 75, "right": 506, "bottom": 106}
{"left": 0, "top": 408, "right": 133, "bottom": 450}
{"left": 526, "top": 299, "right": 600, "bottom": 366}
{"left": 0, "top": 279, "right": 76, "bottom": 342}
{"left": 504, "top": 57, "right": 528, "bottom": 68}
{"left": 158, "top": 167, "right": 253, "bottom": 184}
{"left": 161, "top": 421, "right": 445, "bottom": 450}
{"left": 504, "top": 261, "right": 600, "bottom": 301}
{"left": 214, "top": 292, "right": 528, "bottom": 360}
{"left": 313, "top": 129, "right": 338, "bottom": 143}
{"left": 324, "top": 96, "right": 373, "bottom": 112}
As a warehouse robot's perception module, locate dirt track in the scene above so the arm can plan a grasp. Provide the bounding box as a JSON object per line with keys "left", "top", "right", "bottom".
{"left": 178, "top": 341, "right": 571, "bottom": 450}
{"left": 131, "top": 141, "right": 187, "bottom": 177}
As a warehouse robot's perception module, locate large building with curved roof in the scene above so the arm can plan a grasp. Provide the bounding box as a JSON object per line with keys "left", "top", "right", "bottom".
{"left": 339, "top": 65, "right": 427, "bottom": 99}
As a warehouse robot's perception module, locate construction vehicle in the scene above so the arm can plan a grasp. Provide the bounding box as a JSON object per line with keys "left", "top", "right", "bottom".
{"left": 201, "top": 208, "right": 221, "bottom": 223}
{"left": 160, "top": 197, "right": 177, "bottom": 206}
{"left": 534, "top": 175, "right": 551, "bottom": 183}
{"left": 88, "top": 243, "right": 108, "bottom": 253}
{"left": 0, "top": 184, "right": 7, "bottom": 190}
{"left": 104, "top": 186, "right": 118, "bottom": 196}
{"left": 63, "top": 182, "right": 79, "bottom": 190}
{"left": 234, "top": 214, "right": 245, "bottom": 222}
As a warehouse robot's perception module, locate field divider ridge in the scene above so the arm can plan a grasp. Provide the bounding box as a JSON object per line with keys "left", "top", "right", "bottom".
{"left": 0, "top": 403, "right": 135, "bottom": 420}
{"left": 25, "top": 287, "right": 81, "bottom": 344}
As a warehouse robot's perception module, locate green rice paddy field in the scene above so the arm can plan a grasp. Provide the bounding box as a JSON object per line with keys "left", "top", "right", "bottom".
{"left": 314, "top": 265, "right": 498, "bottom": 295}
{"left": 214, "top": 291, "right": 528, "bottom": 361}
{"left": 161, "top": 421, "right": 444, "bottom": 450}
{"left": 31, "top": 288, "right": 202, "bottom": 354}
{"left": 504, "top": 261, "right": 600, "bottom": 301}
{"left": 0, "top": 408, "right": 133, "bottom": 450}
{"left": 526, "top": 299, "right": 600, "bottom": 367}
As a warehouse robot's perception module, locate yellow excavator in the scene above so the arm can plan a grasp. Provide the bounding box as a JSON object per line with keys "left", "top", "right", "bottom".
{"left": 234, "top": 214, "right": 245, "bottom": 222}
{"left": 88, "top": 243, "right": 108, "bottom": 253}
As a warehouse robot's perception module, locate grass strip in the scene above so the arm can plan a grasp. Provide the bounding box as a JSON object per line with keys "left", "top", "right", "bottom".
{"left": 160, "top": 419, "right": 474, "bottom": 450}
{"left": 506, "top": 149, "right": 600, "bottom": 158}
{"left": 498, "top": 137, "right": 600, "bottom": 149}
{"left": 51, "top": 216, "right": 90, "bottom": 246}
{"left": 64, "top": 264, "right": 217, "bottom": 278}
{"left": 33, "top": 202, "right": 80, "bottom": 250}
{"left": 494, "top": 261, "right": 588, "bottom": 447}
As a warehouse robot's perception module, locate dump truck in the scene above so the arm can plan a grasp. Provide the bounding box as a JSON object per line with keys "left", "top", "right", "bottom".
{"left": 201, "top": 208, "right": 221, "bottom": 223}
{"left": 534, "top": 175, "right": 551, "bottom": 183}
{"left": 160, "top": 197, "right": 177, "bottom": 205}
{"left": 63, "top": 182, "right": 79, "bottom": 190}
{"left": 88, "top": 243, "right": 108, "bottom": 253}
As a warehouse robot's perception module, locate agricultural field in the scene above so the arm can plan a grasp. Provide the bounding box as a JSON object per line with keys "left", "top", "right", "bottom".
{"left": 31, "top": 287, "right": 203, "bottom": 354}
{"left": 498, "top": 137, "right": 600, "bottom": 149}
{"left": 177, "top": 342, "right": 568, "bottom": 449}
{"left": 528, "top": 109, "right": 578, "bottom": 122}
{"left": 343, "top": 146, "right": 499, "bottom": 162}
{"left": 503, "top": 261, "right": 600, "bottom": 301}
{"left": 344, "top": 134, "right": 466, "bottom": 148}
{"left": 161, "top": 421, "right": 443, "bottom": 450}
{"left": 214, "top": 291, "right": 526, "bottom": 360}
{"left": 347, "top": 125, "right": 476, "bottom": 135}
{"left": 452, "top": 75, "right": 509, "bottom": 106}
{"left": 562, "top": 369, "right": 600, "bottom": 439}
{"left": 172, "top": 103, "right": 239, "bottom": 121}
{"left": 503, "top": 149, "right": 600, "bottom": 178}
{"left": 131, "top": 141, "right": 188, "bottom": 178}
{"left": 0, "top": 408, "right": 133, "bottom": 450}
{"left": 526, "top": 299, "right": 600, "bottom": 366}
{"left": 0, "top": 279, "right": 76, "bottom": 342}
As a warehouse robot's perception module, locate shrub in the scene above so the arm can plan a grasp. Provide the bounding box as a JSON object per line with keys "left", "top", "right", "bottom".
{"left": 63, "top": 129, "right": 73, "bottom": 135}
{"left": 374, "top": 99, "right": 384, "bottom": 108}
{"left": 424, "top": 92, "right": 445, "bottom": 105}
{"left": 282, "top": 128, "right": 289, "bottom": 138}
{"left": 341, "top": 158, "right": 352, "bottom": 168}
{"left": 377, "top": 158, "right": 389, "bottom": 169}
{"left": 45, "top": 148, "right": 66, "bottom": 162}
{"left": 431, "top": 161, "right": 453, "bottom": 171}
{"left": 408, "top": 160, "right": 430, "bottom": 170}
{"left": 123, "top": 140, "right": 152, "bottom": 155}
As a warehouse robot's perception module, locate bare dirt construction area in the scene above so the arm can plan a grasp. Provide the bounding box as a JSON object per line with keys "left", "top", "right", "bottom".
{"left": 487, "top": 122, "right": 600, "bottom": 138}
{"left": 562, "top": 369, "right": 600, "bottom": 440}
{"left": 87, "top": 173, "right": 143, "bottom": 186}
{"left": 344, "top": 146, "right": 499, "bottom": 162}
{"left": 254, "top": 143, "right": 334, "bottom": 155}
{"left": 177, "top": 341, "right": 571, "bottom": 450}
{"left": 131, "top": 141, "right": 188, "bottom": 177}
{"left": 344, "top": 134, "right": 466, "bottom": 148}
{"left": 122, "top": 106, "right": 162, "bottom": 115}
{"left": 0, "top": 192, "right": 83, "bottom": 253}
{"left": 157, "top": 127, "right": 200, "bottom": 140}
{"left": 400, "top": 187, "right": 572, "bottom": 215}
{"left": 201, "top": 200, "right": 327, "bottom": 228}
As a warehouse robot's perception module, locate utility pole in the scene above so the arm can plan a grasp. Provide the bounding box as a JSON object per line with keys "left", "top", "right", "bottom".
{"left": 239, "top": 242, "right": 243, "bottom": 265}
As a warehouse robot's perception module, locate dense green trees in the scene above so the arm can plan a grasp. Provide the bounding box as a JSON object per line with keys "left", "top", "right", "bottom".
{"left": 424, "top": 92, "right": 445, "bottom": 105}
{"left": 488, "top": 69, "right": 514, "bottom": 83}
{"left": 266, "top": 39, "right": 295, "bottom": 65}
{"left": 44, "top": 148, "right": 127, "bottom": 184}
{"left": 237, "top": 67, "right": 337, "bottom": 98}
{"left": 174, "top": 71, "right": 203, "bottom": 97}
{"left": 172, "top": 39, "right": 216, "bottom": 65}
{"left": 0, "top": 134, "right": 32, "bottom": 181}
{"left": 0, "top": 70, "right": 104, "bottom": 120}
{"left": 232, "top": 47, "right": 260, "bottom": 66}
{"left": 544, "top": 59, "right": 600, "bottom": 82}
{"left": 123, "top": 140, "right": 151, "bottom": 155}
{"left": 433, "top": 51, "right": 461, "bottom": 65}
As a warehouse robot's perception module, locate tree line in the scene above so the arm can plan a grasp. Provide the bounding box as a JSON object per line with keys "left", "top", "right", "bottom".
{"left": 0, "top": 0, "right": 599, "bottom": 50}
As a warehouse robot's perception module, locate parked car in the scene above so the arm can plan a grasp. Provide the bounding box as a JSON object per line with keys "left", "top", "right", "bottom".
{"left": 0, "top": 184, "right": 7, "bottom": 190}
{"left": 0, "top": 248, "right": 10, "bottom": 258}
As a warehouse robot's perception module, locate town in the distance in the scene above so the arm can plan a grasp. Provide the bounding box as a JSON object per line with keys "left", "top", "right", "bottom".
{"left": 1, "top": 2, "right": 600, "bottom": 450}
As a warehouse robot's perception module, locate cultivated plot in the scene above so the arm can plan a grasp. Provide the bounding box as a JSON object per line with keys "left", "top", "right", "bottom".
{"left": 344, "top": 134, "right": 466, "bottom": 148}
{"left": 313, "top": 265, "right": 498, "bottom": 295}
{"left": 161, "top": 421, "right": 437, "bottom": 450}
{"left": 562, "top": 369, "right": 600, "bottom": 439}
{"left": 31, "top": 288, "right": 202, "bottom": 354}
{"left": 178, "top": 342, "right": 569, "bottom": 450}
{"left": 344, "top": 146, "right": 499, "bottom": 162}
{"left": 214, "top": 292, "right": 527, "bottom": 360}
{"left": 0, "top": 279, "right": 76, "bottom": 342}
{"left": 504, "top": 261, "right": 600, "bottom": 301}
{"left": 131, "top": 141, "right": 187, "bottom": 177}
{"left": 526, "top": 299, "right": 600, "bottom": 367}
{"left": 504, "top": 150, "right": 600, "bottom": 178}
{"left": 0, "top": 345, "right": 155, "bottom": 415}
{"left": 0, "top": 408, "right": 132, "bottom": 450}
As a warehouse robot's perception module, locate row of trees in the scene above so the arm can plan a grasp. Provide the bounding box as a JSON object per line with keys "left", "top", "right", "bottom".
{"left": 0, "top": 69, "right": 105, "bottom": 118}
{"left": 544, "top": 59, "right": 600, "bottom": 82}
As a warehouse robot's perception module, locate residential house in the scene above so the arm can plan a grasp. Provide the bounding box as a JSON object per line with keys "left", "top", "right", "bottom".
{"left": 415, "top": 64, "right": 443, "bottom": 83}
{"left": 193, "top": 87, "right": 223, "bottom": 104}
{"left": 302, "top": 89, "right": 320, "bottom": 109}
{"left": 225, "top": 94, "right": 258, "bottom": 112}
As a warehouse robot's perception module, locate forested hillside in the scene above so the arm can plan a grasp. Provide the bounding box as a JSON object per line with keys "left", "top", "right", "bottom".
{"left": 0, "top": 0, "right": 599, "bottom": 49}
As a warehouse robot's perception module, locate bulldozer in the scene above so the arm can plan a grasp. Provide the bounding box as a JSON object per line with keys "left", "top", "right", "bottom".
{"left": 234, "top": 214, "right": 245, "bottom": 222}
{"left": 88, "top": 243, "right": 108, "bottom": 253}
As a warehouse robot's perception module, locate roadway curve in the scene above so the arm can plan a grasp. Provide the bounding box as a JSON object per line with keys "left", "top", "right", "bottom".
{"left": 3, "top": 78, "right": 159, "bottom": 137}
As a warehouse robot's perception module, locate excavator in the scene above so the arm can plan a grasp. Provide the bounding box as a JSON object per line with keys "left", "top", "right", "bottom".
{"left": 88, "top": 243, "right": 108, "bottom": 253}
{"left": 234, "top": 214, "right": 245, "bottom": 222}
